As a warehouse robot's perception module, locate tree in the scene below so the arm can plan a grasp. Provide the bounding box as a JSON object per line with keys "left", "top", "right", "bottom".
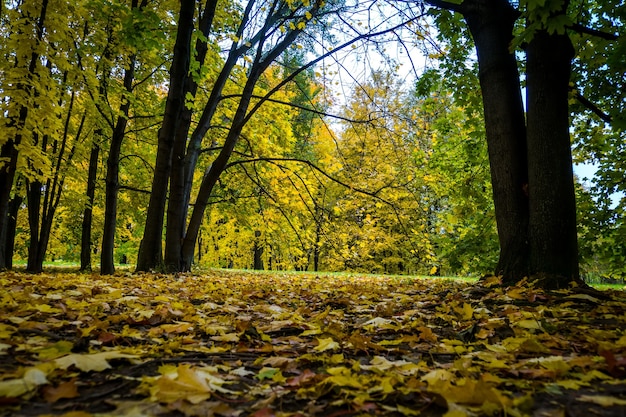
{"left": 422, "top": 0, "right": 621, "bottom": 287}
{"left": 136, "top": 0, "right": 340, "bottom": 272}
{"left": 0, "top": 0, "right": 50, "bottom": 270}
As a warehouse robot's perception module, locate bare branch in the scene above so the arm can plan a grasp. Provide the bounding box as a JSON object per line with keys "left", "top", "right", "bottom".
{"left": 423, "top": 0, "right": 464, "bottom": 13}
{"left": 220, "top": 94, "right": 378, "bottom": 124}
{"left": 243, "top": 11, "right": 428, "bottom": 125}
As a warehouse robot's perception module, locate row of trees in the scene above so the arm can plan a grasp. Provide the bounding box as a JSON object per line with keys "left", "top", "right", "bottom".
{"left": 1, "top": 0, "right": 624, "bottom": 286}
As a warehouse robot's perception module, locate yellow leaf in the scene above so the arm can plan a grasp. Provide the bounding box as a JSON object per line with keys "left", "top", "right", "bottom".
{"left": 556, "top": 379, "right": 587, "bottom": 390}
{"left": 361, "top": 317, "right": 397, "bottom": 331}
{"left": 36, "top": 341, "right": 74, "bottom": 360}
{"left": 152, "top": 371, "right": 211, "bottom": 404}
{"left": 0, "top": 323, "right": 17, "bottom": 338}
{"left": 422, "top": 369, "right": 454, "bottom": 385}
{"left": 55, "top": 351, "right": 138, "bottom": 372}
{"left": 566, "top": 294, "right": 600, "bottom": 303}
{"left": 577, "top": 395, "right": 626, "bottom": 406}
{"left": 514, "top": 319, "right": 543, "bottom": 331}
{"left": 443, "top": 410, "right": 470, "bottom": 417}
{"left": 461, "top": 303, "right": 473, "bottom": 320}
{"left": 314, "top": 337, "right": 340, "bottom": 352}
{"left": 210, "top": 333, "right": 240, "bottom": 342}
{"left": 325, "top": 374, "right": 363, "bottom": 389}
{"left": 397, "top": 404, "right": 421, "bottom": 416}
{"left": 0, "top": 368, "right": 48, "bottom": 398}
{"left": 579, "top": 369, "right": 614, "bottom": 382}
{"left": 379, "top": 376, "right": 395, "bottom": 394}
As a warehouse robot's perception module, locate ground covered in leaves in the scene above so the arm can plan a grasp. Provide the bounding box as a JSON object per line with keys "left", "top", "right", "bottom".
{"left": 1, "top": 270, "right": 626, "bottom": 417}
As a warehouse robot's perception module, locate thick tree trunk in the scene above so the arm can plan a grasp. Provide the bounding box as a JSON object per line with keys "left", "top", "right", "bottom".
{"left": 461, "top": 0, "right": 530, "bottom": 284}
{"left": 163, "top": 0, "right": 219, "bottom": 272}
{"left": 136, "top": 0, "right": 195, "bottom": 272}
{"left": 80, "top": 143, "right": 99, "bottom": 272}
{"left": 526, "top": 29, "right": 580, "bottom": 287}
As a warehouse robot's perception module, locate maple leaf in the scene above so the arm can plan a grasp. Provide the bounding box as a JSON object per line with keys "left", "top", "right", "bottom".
{"left": 314, "top": 337, "right": 340, "bottom": 352}
{"left": 54, "top": 351, "right": 139, "bottom": 372}
{"left": 149, "top": 364, "right": 234, "bottom": 404}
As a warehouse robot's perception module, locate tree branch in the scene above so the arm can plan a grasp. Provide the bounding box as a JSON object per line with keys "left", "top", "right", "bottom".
{"left": 243, "top": 11, "right": 428, "bottom": 125}
{"left": 570, "top": 23, "right": 619, "bottom": 41}
{"left": 573, "top": 90, "right": 612, "bottom": 123}
{"left": 224, "top": 156, "right": 392, "bottom": 205}
{"left": 220, "top": 94, "right": 377, "bottom": 124}
{"left": 119, "top": 185, "right": 152, "bottom": 194}
{"left": 423, "top": 0, "right": 464, "bottom": 13}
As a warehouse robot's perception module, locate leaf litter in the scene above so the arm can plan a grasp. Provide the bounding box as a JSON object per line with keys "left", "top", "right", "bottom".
{"left": 0, "top": 270, "right": 625, "bottom": 416}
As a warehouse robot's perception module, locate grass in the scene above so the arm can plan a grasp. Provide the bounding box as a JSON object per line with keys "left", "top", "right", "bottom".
{"left": 7, "top": 261, "right": 623, "bottom": 291}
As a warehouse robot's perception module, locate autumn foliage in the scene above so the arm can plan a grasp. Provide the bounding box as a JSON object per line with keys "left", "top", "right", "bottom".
{"left": 1, "top": 270, "right": 625, "bottom": 416}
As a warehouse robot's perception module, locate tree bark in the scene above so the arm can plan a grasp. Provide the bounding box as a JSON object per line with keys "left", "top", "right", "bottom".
{"left": 179, "top": 4, "right": 312, "bottom": 271}
{"left": 163, "top": 0, "right": 219, "bottom": 272}
{"left": 81, "top": 142, "right": 99, "bottom": 272}
{"left": 461, "top": 0, "right": 530, "bottom": 283}
{"left": 26, "top": 178, "right": 43, "bottom": 273}
{"left": 253, "top": 230, "right": 264, "bottom": 270}
{"left": 4, "top": 194, "right": 22, "bottom": 270}
{"left": 526, "top": 28, "right": 580, "bottom": 286}
{"left": 136, "top": 0, "right": 195, "bottom": 272}
{"left": 101, "top": 54, "right": 136, "bottom": 275}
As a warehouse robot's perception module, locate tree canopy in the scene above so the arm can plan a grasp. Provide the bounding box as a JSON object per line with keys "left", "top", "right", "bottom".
{"left": 0, "top": 0, "right": 624, "bottom": 286}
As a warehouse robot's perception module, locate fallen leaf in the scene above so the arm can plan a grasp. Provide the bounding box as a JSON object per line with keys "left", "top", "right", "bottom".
{"left": 314, "top": 337, "right": 340, "bottom": 352}
{"left": 43, "top": 378, "right": 79, "bottom": 402}
{"left": 577, "top": 395, "right": 626, "bottom": 406}
{"left": 0, "top": 368, "right": 48, "bottom": 398}
{"left": 55, "top": 351, "right": 138, "bottom": 372}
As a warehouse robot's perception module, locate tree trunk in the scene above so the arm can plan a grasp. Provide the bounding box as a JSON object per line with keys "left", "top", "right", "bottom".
{"left": 81, "top": 142, "right": 99, "bottom": 272}
{"left": 136, "top": 0, "right": 195, "bottom": 272}
{"left": 180, "top": 67, "right": 263, "bottom": 271}
{"left": 4, "top": 194, "right": 22, "bottom": 270}
{"left": 26, "top": 179, "right": 43, "bottom": 273}
{"left": 0, "top": 141, "right": 20, "bottom": 271}
{"left": 26, "top": 78, "right": 78, "bottom": 274}
{"left": 253, "top": 230, "right": 264, "bottom": 270}
{"left": 163, "top": 0, "right": 218, "bottom": 272}
{"left": 526, "top": 28, "right": 580, "bottom": 287}
{"left": 101, "top": 54, "right": 136, "bottom": 275}
{"left": 461, "top": 0, "right": 530, "bottom": 284}
{"left": 179, "top": 13, "right": 308, "bottom": 271}
{"left": 0, "top": 0, "right": 48, "bottom": 271}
